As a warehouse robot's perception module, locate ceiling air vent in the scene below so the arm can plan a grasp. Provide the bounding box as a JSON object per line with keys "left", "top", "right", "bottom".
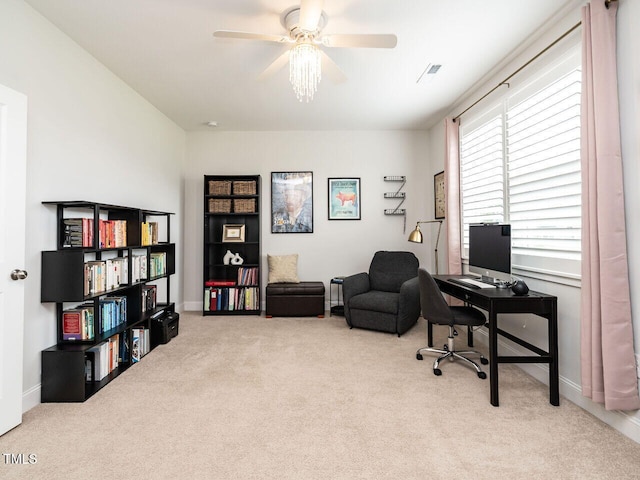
{"left": 416, "top": 63, "right": 442, "bottom": 84}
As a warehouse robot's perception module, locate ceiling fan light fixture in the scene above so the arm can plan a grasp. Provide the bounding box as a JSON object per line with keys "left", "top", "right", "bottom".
{"left": 289, "top": 41, "right": 321, "bottom": 102}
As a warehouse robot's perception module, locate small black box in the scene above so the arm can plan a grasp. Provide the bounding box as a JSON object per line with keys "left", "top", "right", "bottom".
{"left": 150, "top": 311, "right": 179, "bottom": 348}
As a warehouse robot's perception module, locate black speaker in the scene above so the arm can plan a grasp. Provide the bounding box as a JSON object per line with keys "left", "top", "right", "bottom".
{"left": 511, "top": 280, "right": 529, "bottom": 295}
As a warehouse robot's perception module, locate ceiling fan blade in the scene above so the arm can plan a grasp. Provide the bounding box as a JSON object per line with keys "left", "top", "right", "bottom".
{"left": 320, "top": 51, "right": 347, "bottom": 84}
{"left": 321, "top": 34, "right": 398, "bottom": 49}
{"left": 213, "top": 30, "right": 290, "bottom": 44}
{"left": 258, "top": 51, "right": 290, "bottom": 81}
{"left": 299, "top": 0, "right": 324, "bottom": 31}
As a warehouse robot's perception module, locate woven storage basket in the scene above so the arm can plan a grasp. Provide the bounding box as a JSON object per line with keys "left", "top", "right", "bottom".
{"left": 208, "top": 198, "right": 231, "bottom": 213}
{"left": 233, "top": 180, "right": 256, "bottom": 195}
{"left": 209, "top": 180, "right": 232, "bottom": 196}
{"left": 234, "top": 198, "right": 256, "bottom": 213}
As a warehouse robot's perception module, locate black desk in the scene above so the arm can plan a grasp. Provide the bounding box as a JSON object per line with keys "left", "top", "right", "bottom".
{"left": 434, "top": 275, "right": 559, "bottom": 407}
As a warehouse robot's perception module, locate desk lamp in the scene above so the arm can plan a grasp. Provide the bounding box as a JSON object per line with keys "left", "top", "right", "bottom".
{"left": 408, "top": 220, "right": 443, "bottom": 274}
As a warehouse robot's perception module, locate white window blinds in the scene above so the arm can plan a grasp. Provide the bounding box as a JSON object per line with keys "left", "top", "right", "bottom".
{"left": 459, "top": 45, "right": 581, "bottom": 279}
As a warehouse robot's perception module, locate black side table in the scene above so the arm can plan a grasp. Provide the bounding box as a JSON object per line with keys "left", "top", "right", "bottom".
{"left": 330, "top": 277, "right": 345, "bottom": 316}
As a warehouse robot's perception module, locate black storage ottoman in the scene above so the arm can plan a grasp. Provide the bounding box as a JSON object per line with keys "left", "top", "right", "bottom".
{"left": 266, "top": 281, "right": 325, "bottom": 318}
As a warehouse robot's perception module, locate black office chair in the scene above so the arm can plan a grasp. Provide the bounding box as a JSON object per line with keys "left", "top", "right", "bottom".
{"left": 416, "top": 268, "right": 488, "bottom": 378}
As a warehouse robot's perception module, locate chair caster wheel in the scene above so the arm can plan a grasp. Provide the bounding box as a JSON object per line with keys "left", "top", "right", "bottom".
{"left": 478, "top": 371, "right": 487, "bottom": 379}
{"left": 480, "top": 358, "right": 489, "bottom": 365}
{"left": 416, "top": 353, "right": 423, "bottom": 361}
{"left": 434, "top": 369, "right": 442, "bottom": 376}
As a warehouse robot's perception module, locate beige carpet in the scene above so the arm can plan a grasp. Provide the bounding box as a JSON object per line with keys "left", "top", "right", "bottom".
{"left": 2, "top": 312, "right": 640, "bottom": 479}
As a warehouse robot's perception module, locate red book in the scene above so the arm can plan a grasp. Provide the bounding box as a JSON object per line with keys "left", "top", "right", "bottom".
{"left": 205, "top": 280, "right": 236, "bottom": 287}
{"left": 62, "top": 311, "right": 82, "bottom": 341}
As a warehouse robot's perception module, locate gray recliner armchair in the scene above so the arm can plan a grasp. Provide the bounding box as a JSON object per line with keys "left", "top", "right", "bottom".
{"left": 342, "top": 251, "right": 421, "bottom": 336}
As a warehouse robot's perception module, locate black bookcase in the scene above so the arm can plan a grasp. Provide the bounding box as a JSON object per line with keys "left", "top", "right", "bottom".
{"left": 40, "top": 201, "right": 175, "bottom": 402}
{"left": 203, "top": 175, "right": 261, "bottom": 315}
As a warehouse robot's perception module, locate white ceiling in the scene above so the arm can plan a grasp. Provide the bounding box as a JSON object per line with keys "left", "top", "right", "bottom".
{"left": 24, "top": 0, "right": 577, "bottom": 131}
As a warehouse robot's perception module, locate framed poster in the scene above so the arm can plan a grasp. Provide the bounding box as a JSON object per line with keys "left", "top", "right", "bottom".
{"left": 328, "top": 178, "right": 361, "bottom": 220}
{"left": 434, "top": 171, "right": 445, "bottom": 219}
{"left": 271, "top": 171, "right": 313, "bottom": 233}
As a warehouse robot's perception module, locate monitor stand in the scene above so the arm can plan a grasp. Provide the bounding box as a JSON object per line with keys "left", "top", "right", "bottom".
{"left": 480, "top": 275, "right": 510, "bottom": 289}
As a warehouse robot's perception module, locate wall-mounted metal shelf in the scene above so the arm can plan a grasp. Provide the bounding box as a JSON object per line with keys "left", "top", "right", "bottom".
{"left": 383, "top": 176, "right": 406, "bottom": 232}
{"left": 384, "top": 192, "right": 406, "bottom": 199}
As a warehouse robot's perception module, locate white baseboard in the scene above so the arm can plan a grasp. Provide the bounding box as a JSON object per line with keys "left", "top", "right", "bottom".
{"left": 184, "top": 300, "right": 203, "bottom": 311}
{"left": 473, "top": 328, "right": 640, "bottom": 444}
{"left": 22, "top": 383, "right": 40, "bottom": 413}
{"left": 185, "top": 300, "right": 269, "bottom": 313}
{"left": 187, "top": 300, "right": 337, "bottom": 313}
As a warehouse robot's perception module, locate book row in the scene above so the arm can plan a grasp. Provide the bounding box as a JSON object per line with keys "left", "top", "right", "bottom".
{"left": 61, "top": 218, "right": 160, "bottom": 248}
{"left": 83, "top": 254, "right": 151, "bottom": 296}
{"left": 84, "top": 327, "right": 151, "bottom": 382}
{"left": 131, "top": 328, "right": 151, "bottom": 363}
{"left": 141, "top": 221, "right": 159, "bottom": 246}
{"left": 99, "top": 296, "right": 127, "bottom": 334}
{"left": 62, "top": 218, "right": 127, "bottom": 249}
{"left": 204, "top": 267, "right": 259, "bottom": 288}
{"left": 62, "top": 306, "right": 94, "bottom": 341}
{"left": 141, "top": 285, "right": 157, "bottom": 313}
{"left": 62, "top": 296, "right": 128, "bottom": 341}
{"left": 149, "top": 252, "right": 167, "bottom": 278}
{"left": 236, "top": 267, "right": 258, "bottom": 285}
{"left": 204, "top": 287, "right": 259, "bottom": 311}
{"left": 85, "top": 334, "right": 123, "bottom": 381}
{"left": 62, "top": 285, "right": 160, "bottom": 341}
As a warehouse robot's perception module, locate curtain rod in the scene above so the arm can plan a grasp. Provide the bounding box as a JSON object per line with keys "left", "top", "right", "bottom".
{"left": 453, "top": 20, "right": 582, "bottom": 122}
{"left": 453, "top": 0, "right": 619, "bottom": 121}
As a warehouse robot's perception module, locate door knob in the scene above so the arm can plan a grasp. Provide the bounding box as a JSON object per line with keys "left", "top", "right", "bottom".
{"left": 10, "top": 269, "right": 28, "bottom": 281}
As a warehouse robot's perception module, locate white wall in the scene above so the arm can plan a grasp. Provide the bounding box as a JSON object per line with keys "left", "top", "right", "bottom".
{"left": 0, "top": 0, "right": 186, "bottom": 410}
{"left": 426, "top": 1, "right": 640, "bottom": 442}
{"left": 183, "top": 130, "right": 434, "bottom": 311}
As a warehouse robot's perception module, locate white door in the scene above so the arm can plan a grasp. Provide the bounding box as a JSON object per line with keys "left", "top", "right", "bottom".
{"left": 0, "top": 83, "right": 27, "bottom": 436}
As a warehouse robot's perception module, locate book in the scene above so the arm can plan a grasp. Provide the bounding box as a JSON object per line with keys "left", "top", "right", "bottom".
{"left": 132, "top": 328, "right": 150, "bottom": 362}
{"left": 205, "top": 280, "right": 236, "bottom": 287}
{"left": 98, "top": 219, "right": 127, "bottom": 248}
{"left": 62, "top": 218, "right": 94, "bottom": 247}
{"left": 119, "top": 330, "right": 130, "bottom": 363}
{"left": 132, "top": 329, "right": 141, "bottom": 362}
{"left": 210, "top": 289, "right": 217, "bottom": 311}
{"left": 84, "top": 260, "right": 107, "bottom": 295}
{"left": 237, "top": 267, "right": 258, "bottom": 286}
{"left": 142, "top": 285, "right": 157, "bottom": 312}
{"left": 62, "top": 306, "right": 95, "bottom": 341}
{"left": 87, "top": 342, "right": 110, "bottom": 381}
{"left": 131, "top": 254, "right": 147, "bottom": 282}
{"left": 85, "top": 352, "right": 95, "bottom": 382}
{"left": 141, "top": 222, "right": 158, "bottom": 246}
{"left": 62, "top": 310, "right": 82, "bottom": 340}
{"left": 149, "top": 252, "right": 167, "bottom": 277}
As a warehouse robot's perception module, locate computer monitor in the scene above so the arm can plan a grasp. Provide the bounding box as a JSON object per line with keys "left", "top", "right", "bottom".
{"left": 468, "top": 223, "right": 512, "bottom": 285}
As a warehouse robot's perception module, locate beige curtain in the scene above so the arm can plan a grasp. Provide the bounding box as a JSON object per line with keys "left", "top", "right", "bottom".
{"left": 444, "top": 118, "right": 462, "bottom": 276}
{"left": 580, "top": 0, "right": 640, "bottom": 411}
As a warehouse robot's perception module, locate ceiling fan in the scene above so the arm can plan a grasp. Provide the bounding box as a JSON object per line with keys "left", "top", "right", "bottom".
{"left": 213, "top": 0, "right": 397, "bottom": 102}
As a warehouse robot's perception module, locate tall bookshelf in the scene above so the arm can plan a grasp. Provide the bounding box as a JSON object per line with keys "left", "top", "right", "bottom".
{"left": 40, "top": 201, "right": 175, "bottom": 402}
{"left": 204, "top": 175, "right": 261, "bottom": 315}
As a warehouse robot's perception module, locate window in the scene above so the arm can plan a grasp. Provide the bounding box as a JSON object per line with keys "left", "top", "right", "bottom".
{"left": 459, "top": 43, "right": 581, "bottom": 280}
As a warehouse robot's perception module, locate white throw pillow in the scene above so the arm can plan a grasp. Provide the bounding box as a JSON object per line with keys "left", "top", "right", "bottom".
{"left": 267, "top": 254, "right": 300, "bottom": 283}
